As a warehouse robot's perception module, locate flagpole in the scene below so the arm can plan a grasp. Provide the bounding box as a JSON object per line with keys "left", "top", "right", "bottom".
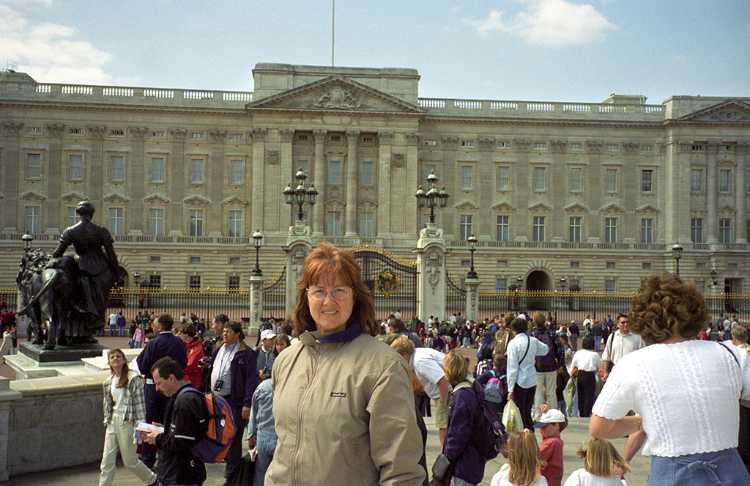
{"left": 331, "top": 0, "right": 335, "bottom": 67}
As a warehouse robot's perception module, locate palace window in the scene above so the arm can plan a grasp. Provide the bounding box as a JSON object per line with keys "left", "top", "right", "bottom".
{"left": 532, "top": 167, "right": 546, "bottom": 192}
{"left": 496, "top": 166, "right": 510, "bottom": 192}
{"left": 719, "top": 218, "right": 732, "bottom": 244}
{"left": 188, "top": 275, "right": 201, "bottom": 289}
{"left": 496, "top": 215, "right": 509, "bottom": 241}
{"left": 189, "top": 256, "right": 201, "bottom": 264}
{"left": 495, "top": 278, "right": 508, "bottom": 291}
{"left": 151, "top": 158, "right": 165, "bottom": 183}
{"left": 606, "top": 168, "right": 618, "bottom": 193}
{"left": 149, "top": 256, "right": 160, "bottom": 263}
{"left": 358, "top": 210, "right": 376, "bottom": 238}
{"left": 148, "top": 274, "right": 161, "bottom": 288}
{"left": 606, "top": 261, "right": 616, "bottom": 270}
{"left": 691, "top": 218, "right": 703, "bottom": 244}
{"left": 24, "top": 206, "right": 41, "bottom": 234}
{"left": 228, "top": 209, "right": 243, "bottom": 237}
{"left": 604, "top": 278, "right": 616, "bottom": 292}
{"left": 326, "top": 210, "right": 343, "bottom": 235}
{"left": 328, "top": 160, "right": 342, "bottom": 185}
{"left": 461, "top": 165, "right": 474, "bottom": 190}
{"left": 66, "top": 206, "right": 77, "bottom": 227}
{"left": 642, "top": 262, "right": 652, "bottom": 270}
{"left": 229, "top": 256, "right": 241, "bottom": 266}
{"left": 641, "top": 218, "right": 654, "bottom": 244}
{"left": 641, "top": 169, "right": 654, "bottom": 193}
{"left": 568, "top": 167, "right": 583, "bottom": 193}
{"left": 190, "top": 159, "right": 204, "bottom": 184}
{"left": 568, "top": 216, "right": 582, "bottom": 242}
{"left": 227, "top": 275, "right": 240, "bottom": 289}
{"left": 229, "top": 160, "right": 243, "bottom": 185}
{"left": 189, "top": 209, "right": 204, "bottom": 237}
{"left": 149, "top": 208, "right": 165, "bottom": 236}
{"left": 110, "top": 157, "right": 125, "bottom": 181}
{"left": 68, "top": 154, "right": 83, "bottom": 180}
{"left": 25, "top": 153, "right": 42, "bottom": 179}
{"left": 359, "top": 160, "right": 375, "bottom": 186}
{"left": 532, "top": 216, "right": 545, "bottom": 242}
{"left": 604, "top": 217, "right": 618, "bottom": 243}
{"left": 108, "top": 207, "right": 125, "bottom": 235}
{"left": 719, "top": 169, "right": 732, "bottom": 193}
{"left": 691, "top": 168, "right": 704, "bottom": 192}
{"left": 459, "top": 214, "right": 473, "bottom": 240}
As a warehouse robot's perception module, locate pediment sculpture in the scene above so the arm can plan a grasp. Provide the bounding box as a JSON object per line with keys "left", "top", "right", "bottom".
{"left": 313, "top": 86, "right": 362, "bottom": 110}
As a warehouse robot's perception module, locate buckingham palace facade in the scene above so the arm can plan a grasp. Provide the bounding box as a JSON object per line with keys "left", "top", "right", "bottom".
{"left": 1, "top": 63, "right": 749, "bottom": 293}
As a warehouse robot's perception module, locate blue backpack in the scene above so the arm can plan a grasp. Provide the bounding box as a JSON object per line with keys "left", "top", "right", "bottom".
{"left": 483, "top": 370, "right": 507, "bottom": 404}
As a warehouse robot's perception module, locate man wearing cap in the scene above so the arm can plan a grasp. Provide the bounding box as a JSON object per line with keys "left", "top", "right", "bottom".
{"left": 535, "top": 407, "right": 566, "bottom": 486}
{"left": 256, "top": 329, "right": 276, "bottom": 380}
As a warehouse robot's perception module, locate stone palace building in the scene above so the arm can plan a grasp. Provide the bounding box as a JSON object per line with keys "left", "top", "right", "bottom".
{"left": 0, "top": 63, "right": 749, "bottom": 294}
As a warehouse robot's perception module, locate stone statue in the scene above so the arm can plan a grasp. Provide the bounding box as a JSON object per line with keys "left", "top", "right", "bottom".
{"left": 16, "top": 201, "right": 121, "bottom": 349}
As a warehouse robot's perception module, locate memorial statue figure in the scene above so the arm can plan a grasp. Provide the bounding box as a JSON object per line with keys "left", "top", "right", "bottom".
{"left": 16, "top": 201, "right": 121, "bottom": 349}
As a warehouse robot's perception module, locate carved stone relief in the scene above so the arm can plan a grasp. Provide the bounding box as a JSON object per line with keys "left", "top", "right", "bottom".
{"left": 313, "top": 86, "right": 362, "bottom": 110}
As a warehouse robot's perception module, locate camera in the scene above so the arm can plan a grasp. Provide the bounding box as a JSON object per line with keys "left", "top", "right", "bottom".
{"left": 214, "top": 379, "right": 224, "bottom": 391}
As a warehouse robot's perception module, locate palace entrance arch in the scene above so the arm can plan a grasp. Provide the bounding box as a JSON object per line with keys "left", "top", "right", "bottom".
{"left": 526, "top": 270, "right": 553, "bottom": 310}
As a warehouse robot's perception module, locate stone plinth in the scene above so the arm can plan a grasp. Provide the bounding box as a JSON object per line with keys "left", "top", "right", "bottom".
{"left": 19, "top": 342, "right": 106, "bottom": 363}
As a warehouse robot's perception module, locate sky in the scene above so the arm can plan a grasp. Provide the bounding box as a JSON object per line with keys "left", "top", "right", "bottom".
{"left": 1, "top": 0, "right": 749, "bottom": 104}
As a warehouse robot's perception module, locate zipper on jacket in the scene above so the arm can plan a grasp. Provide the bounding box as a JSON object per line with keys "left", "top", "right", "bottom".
{"left": 292, "top": 346, "right": 319, "bottom": 485}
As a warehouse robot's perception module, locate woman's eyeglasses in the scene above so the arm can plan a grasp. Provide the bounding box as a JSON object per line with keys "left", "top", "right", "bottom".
{"left": 307, "top": 286, "right": 352, "bottom": 302}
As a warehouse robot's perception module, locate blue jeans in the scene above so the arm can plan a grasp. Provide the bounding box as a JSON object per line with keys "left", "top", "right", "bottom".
{"left": 649, "top": 448, "right": 750, "bottom": 486}
{"left": 254, "top": 449, "right": 273, "bottom": 486}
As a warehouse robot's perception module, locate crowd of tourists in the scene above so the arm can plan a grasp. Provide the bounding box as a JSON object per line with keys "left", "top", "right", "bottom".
{"left": 93, "top": 242, "right": 750, "bottom": 486}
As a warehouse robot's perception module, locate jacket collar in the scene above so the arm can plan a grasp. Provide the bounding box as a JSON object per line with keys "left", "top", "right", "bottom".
{"left": 299, "top": 322, "right": 362, "bottom": 346}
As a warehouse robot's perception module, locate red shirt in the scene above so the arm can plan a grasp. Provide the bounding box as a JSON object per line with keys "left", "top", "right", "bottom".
{"left": 539, "top": 435, "right": 564, "bottom": 486}
{"left": 183, "top": 338, "right": 204, "bottom": 390}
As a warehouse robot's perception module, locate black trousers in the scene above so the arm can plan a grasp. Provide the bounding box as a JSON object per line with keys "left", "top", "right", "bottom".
{"left": 416, "top": 412, "right": 429, "bottom": 486}
{"left": 739, "top": 404, "right": 750, "bottom": 472}
{"left": 513, "top": 384, "right": 536, "bottom": 430}
{"left": 577, "top": 370, "right": 596, "bottom": 418}
{"left": 225, "top": 404, "right": 248, "bottom": 483}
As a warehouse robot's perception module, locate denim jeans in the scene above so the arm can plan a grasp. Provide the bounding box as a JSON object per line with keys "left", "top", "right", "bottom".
{"left": 451, "top": 477, "right": 477, "bottom": 486}
{"left": 649, "top": 448, "right": 750, "bottom": 486}
{"left": 254, "top": 449, "right": 273, "bottom": 486}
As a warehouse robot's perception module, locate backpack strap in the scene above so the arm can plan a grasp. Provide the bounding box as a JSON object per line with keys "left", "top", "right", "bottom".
{"left": 519, "top": 334, "right": 531, "bottom": 364}
{"left": 718, "top": 342, "right": 741, "bottom": 369}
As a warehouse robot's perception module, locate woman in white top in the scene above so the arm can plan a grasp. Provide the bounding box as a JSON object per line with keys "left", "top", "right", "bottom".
{"left": 99, "top": 349, "right": 156, "bottom": 486}
{"left": 570, "top": 336, "right": 601, "bottom": 417}
{"left": 506, "top": 318, "right": 549, "bottom": 429}
{"left": 491, "top": 430, "right": 548, "bottom": 486}
{"left": 590, "top": 274, "right": 750, "bottom": 486}
{"left": 564, "top": 438, "right": 628, "bottom": 486}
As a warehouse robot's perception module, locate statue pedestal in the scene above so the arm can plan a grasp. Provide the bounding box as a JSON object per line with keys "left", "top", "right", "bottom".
{"left": 18, "top": 342, "right": 106, "bottom": 363}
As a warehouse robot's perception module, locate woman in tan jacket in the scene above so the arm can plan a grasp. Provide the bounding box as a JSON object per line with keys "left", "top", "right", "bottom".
{"left": 267, "top": 243, "right": 425, "bottom": 486}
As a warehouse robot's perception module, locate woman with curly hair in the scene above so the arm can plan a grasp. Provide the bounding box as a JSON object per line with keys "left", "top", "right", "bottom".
{"left": 590, "top": 274, "right": 750, "bottom": 485}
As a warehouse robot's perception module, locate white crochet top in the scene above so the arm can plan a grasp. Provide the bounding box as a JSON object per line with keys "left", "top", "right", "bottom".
{"left": 593, "top": 340, "right": 750, "bottom": 457}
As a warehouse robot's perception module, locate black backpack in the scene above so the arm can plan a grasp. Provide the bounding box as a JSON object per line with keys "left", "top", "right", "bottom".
{"left": 453, "top": 381, "right": 507, "bottom": 461}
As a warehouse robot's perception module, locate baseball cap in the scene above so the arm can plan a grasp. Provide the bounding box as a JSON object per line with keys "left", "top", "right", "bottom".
{"left": 261, "top": 329, "right": 277, "bottom": 340}
{"left": 534, "top": 409, "right": 566, "bottom": 428}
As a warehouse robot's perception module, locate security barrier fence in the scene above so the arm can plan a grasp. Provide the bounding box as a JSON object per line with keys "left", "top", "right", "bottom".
{"left": 2, "top": 288, "right": 748, "bottom": 331}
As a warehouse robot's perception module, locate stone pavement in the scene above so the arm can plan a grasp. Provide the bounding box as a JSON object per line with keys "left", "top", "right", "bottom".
{"left": 10, "top": 414, "right": 650, "bottom": 485}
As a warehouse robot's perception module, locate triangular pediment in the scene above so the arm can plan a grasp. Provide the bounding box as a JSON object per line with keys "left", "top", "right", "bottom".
{"left": 679, "top": 99, "right": 750, "bottom": 123}
{"left": 246, "top": 76, "right": 423, "bottom": 114}
{"left": 183, "top": 194, "right": 211, "bottom": 206}
{"left": 636, "top": 204, "right": 659, "bottom": 214}
{"left": 143, "top": 193, "right": 171, "bottom": 204}
{"left": 221, "top": 196, "right": 249, "bottom": 206}
{"left": 564, "top": 202, "right": 588, "bottom": 212}
{"left": 528, "top": 202, "right": 552, "bottom": 212}
{"left": 103, "top": 192, "right": 130, "bottom": 204}
{"left": 20, "top": 190, "right": 46, "bottom": 201}
{"left": 61, "top": 191, "right": 88, "bottom": 202}
{"left": 601, "top": 202, "right": 625, "bottom": 213}
{"left": 454, "top": 200, "right": 479, "bottom": 211}
{"left": 491, "top": 201, "right": 513, "bottom": 212}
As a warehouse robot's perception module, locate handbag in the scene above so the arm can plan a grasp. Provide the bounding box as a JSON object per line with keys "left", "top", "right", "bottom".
{"left": 430, "top": 453, "right": 453, "bottom": 486}
{"left": 563, "top": 376, "right": 577, "bottom": 416}
{"left": 228, "top": 453, "right": 255, "bottom": 486}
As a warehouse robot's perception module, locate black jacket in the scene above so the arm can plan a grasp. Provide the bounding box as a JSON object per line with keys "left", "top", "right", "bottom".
{"left": 156, "top": 383, "right": 207, "bottom": 484}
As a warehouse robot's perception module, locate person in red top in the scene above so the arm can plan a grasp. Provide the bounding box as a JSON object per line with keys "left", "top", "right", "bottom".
{"left": 534, "top": 407, "right": 566, "bottom": 486}
{"left": 178, "top": 323, "right": 204, "bottom": 389}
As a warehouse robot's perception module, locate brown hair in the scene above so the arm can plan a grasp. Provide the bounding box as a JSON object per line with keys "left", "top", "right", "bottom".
{"left": 505, "top": 430, "right": 544, "bottom": 486}
{"left": 443, "top": 350, "right": 469, "bottom": 385}
{"left": 532, "top": 311, "right": 546, "bottom": 327}
{"left": 390, "top": 335, "right": 415, "bottom": 357}
{"left": 577, "top": 438, "right": 630, "bottom": 477}
{"left": 629, "top": 274, "right": 709, "bottom": 344}
{"left": 292, "top": 242, "right": 377, "bottom": 337}
{"left": 107, "top": 348, "right": 129, "bottom": 388}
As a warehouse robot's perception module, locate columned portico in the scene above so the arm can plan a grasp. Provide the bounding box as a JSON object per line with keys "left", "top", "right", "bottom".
{"left": 345, "top": 130, "right": 359, "bottom": 237}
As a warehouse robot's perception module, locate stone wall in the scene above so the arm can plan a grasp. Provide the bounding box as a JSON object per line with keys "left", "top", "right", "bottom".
{"left": 2, "top": 373, "right": 107, "bottom": 480}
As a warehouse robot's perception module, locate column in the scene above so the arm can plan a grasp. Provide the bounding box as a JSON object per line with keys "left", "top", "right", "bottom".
{"left": 312, "top": 129, "right": 326, "bottom": 236}
{"left": 285, "top": 241, "right": 312, "bottom": 315}
{"left": 707, "top": 143, "right": 718, "bottom": 244}
{"left": 251, "top": 128, "right": 267, "bottom": 231}
{"left": 478, "top": 137, "right": 495, "bottom": 239}
{"left": 248, "top": 274, "right": 264, "bottom": 336}
{"left": 208, "top": 130, "right": 227, "bottom": 237}
{"left": 168, "top": 128, "right": 187, "bottom": 235}
{"left": 465, "top": 277, "right": 480, "bottom": 322}
{"left": 377, "top": 130, "right": 393, "bottom": 238}
{"left": 345, "top": 130, "right": 359, "bottom": 237}
{"left": 280, "top": 129, "right": 294, "bottom": 230}
{"left": 1, "top": 122, "right": 23, "bottom": 232}
{"left": 736, "top": 143, "right": 747, "bottom": 243}
{"left": 416, "top": 229, "right": 446, "bottom": 321}
{"left": 86, "top": 126, "right": 106, "bottom": 215}
{"left": 405, "top": 133, "right": 419, "bottom": 236}
{"left": 45, "top": 123, "right": 65, "bottom": 232}
{"left": 129, "top": 127, "right": 148, "bottom": 234}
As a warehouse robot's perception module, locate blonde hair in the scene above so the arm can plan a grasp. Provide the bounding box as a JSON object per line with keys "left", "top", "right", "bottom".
{"left": 505, "top": 430, "right": 544, "bottom": 486}
{"left": 389, "top": 335, "right": 415, "bottom": 357}
{"left": 577, "top": 438, "right": 630, "bottom": 477}
{"left": 443, "top": 351, "right": 469, "bottom": 385}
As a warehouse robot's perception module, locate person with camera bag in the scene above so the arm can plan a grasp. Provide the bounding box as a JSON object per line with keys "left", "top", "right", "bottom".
{"left": 209, "top": 320, "right": 259, "bottom": 485}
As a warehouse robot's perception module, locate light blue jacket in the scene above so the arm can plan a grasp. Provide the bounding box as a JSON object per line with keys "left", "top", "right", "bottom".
{"left": 248, "top": 378, "right": 276, "bottom": 454}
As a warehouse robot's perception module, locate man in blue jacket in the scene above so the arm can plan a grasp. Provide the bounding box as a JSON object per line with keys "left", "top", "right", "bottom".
{"left": 209, "top": 320, "right": 259, "bottom": 485}
{"left": 136, "top": 313, "right": 187, "bottom": 468}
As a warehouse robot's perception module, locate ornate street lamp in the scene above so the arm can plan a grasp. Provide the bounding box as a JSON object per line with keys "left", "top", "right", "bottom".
{"left": 559, "top": 277, "right": 567, "bottom": 291}
{"left": 710, "top": 265, "right": 718, "bottom": 287}
{"left": 133, "top": 272, "right": 141, "bottom": 288}
{"left": 22, "top": 234, "right": 33, "bottom": 251}
{"left": 252, "top": 230, "right": 263, "bottom": 276}
{"left": 467, "top": 234, "right": 478, "bottom": 279}
{"left": 415, "top": 171, "right": 449, "bottom": 225}
{"left": 671, "top": 243, "right": 683, "bottom": 276}
{"left": 284, "top": 168, "right": 318, "bottom": 223}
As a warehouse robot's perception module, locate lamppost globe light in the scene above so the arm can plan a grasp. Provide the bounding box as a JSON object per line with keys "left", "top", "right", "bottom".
{"left": 252, "top": 229, "right": 263, "bottom": 276}
{"left": 22, "top": 234, "right": 33, "bottom": 250}
{"left": 416, "top": 172, "right": 449, "bottom": 225}
{"left": 284, "top": 168, "right": 316, "bottom": 223}
{"left": 467, "top": 234, "right": 478, "bottom": 279}
{"left": 671, "top": 243, "right": 683, "bottom": 275}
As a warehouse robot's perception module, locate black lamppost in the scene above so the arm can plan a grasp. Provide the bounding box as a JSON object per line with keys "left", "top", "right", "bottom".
{"left": 710, "top": 265, "right": 718, "bottom": 287}
{"left": 283, "top": 168, "right": 318, "bottom": 223}
{"left": 467, "top": 234, "right": 478, "bottom": 278}
{"left": 560, "top": 277, "right": 567, "bottom": 291}
{"left": 252, "top": 230, "right": 263, "bottom": 276}
{"left": 22, "top": 234, "right": 33, "bottom": 251}
{"left": 133, "top": 272, "right": 141, "bottom": 288}
{"left": 671, "top": 243, "right": 683, "bottom": 276}
{"left": 415, "top": 171, "right": 449, "bottom": 224}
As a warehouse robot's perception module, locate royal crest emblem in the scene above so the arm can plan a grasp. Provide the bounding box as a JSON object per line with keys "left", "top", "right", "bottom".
{"left": 374, "top": 269, "right": 401, "bottom": 298}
